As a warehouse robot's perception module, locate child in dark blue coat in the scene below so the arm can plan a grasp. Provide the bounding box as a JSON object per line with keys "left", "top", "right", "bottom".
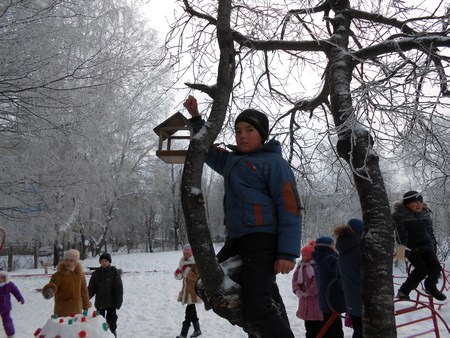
{"left": 312, "top": 236, "right": 346, "bottom": 338}
{"left": 393, "top": 191, "right": 446, "bottom": 301}
{"left": 333, "top": 219, "right": 363, "bottom": 338}
{"left": 184, "top": 95, "right": 302, "bottom": 338}
{"left": 88, "top": 253, "right": 123, "bottom": 336}
{"left": 0, "top": 270, "right": 24, "bottom": 338}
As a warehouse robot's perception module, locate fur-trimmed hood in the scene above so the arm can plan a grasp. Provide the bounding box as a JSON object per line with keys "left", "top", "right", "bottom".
{"left": 392, "top": 200, "right": 431, "bottom": 214}
{"left": 332, "top": 223, "right": 356, "bottom": 238}
{"left": 333, "top": 223, "right": 361, "bottom": 255}
{"left": 392, "top": 200, "right": 403, "bottom": 213}
{"left": 392, "top": 198, "right": 435, "bottom": 249}
{"left": 55, "top": 261, "right": 84, "bottom": 275}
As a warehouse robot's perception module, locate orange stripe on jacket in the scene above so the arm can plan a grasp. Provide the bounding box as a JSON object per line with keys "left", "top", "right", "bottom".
{"left": 254, "top": 204, "right": 264, "bottom": 225}
{"left": 283, "top": 182, "right": 300, "bottom": 214}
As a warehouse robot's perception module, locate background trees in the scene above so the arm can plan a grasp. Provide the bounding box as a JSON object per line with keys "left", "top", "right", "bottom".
{"left": 1, "top": 0, "right": 449, "bottom": 335}
{"left": 169, "top": 0, "right": 450, "bottom": 336}
{"left": 0, "top": 0, "right": 176, "bottom": 253}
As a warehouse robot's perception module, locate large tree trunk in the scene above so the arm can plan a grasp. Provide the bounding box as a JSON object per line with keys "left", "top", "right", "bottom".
{"left": 328, "top": 2, "right": 396, "bottom": 336}
{"left": 180, "top": 1, "right": 283, "bottom": 335}
{"left": 180, "top": 0, "right": 244, "bottom": 328}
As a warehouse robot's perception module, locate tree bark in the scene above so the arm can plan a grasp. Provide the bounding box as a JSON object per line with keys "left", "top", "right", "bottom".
{"left": 181, "top": 0, "right": 245, "bottom": 328}
{"left": 328, "top": 2, "right": 396, "bottom": 336}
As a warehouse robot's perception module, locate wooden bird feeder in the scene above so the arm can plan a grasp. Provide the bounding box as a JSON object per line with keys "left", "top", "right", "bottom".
{"left": 153, "top": 112, "right": 194, "bottom": 164}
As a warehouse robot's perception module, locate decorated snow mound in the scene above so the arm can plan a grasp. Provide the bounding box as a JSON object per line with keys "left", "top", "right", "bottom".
{"left": 34, "top": 311, "right": 115, "bottom": 338}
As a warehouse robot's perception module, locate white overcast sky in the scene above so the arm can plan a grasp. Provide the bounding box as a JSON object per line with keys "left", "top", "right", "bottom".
{"left": 141, "top": 0, "right": 180, "bottom": 39}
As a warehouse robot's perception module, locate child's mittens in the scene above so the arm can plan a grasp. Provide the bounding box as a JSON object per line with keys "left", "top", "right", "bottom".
{"left": 20, "top": 299, "right": 25, "bottom": 304}
{"left": 82, "top": 301, "right": 92, "bottom": 312}
{"left": 43, "top": 288, "right": 54, "bottom": 299}
{"left": 174, "top": 268, "right": 183, "bottom": 280}
{"left": 174, "top": 262, "right": 191, "bottom": 280}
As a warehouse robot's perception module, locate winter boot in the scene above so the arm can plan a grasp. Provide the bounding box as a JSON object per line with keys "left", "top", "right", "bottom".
{"left": 191, "top": 320, "right": 202, "bottom": 337}
{"left": 425, "top": 287, "right": 447, "bottom": 301}
{"left": 396, "top": 290, "right": 410, "bottom": 300}
{"left": 176, "top": 321, "right": 190, "bottom": 338}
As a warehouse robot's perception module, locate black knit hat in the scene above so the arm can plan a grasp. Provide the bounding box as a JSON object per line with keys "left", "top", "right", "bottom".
{"left": 99, "top": 252, "right": 112, "bottom": 263}
{"left": 235, "top": 109, "right": 269, "bottom": 141}
{"left": 403, "top": 191, "right": 423, "bottom": 205}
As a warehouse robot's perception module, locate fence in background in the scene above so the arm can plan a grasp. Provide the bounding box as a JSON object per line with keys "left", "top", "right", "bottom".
{"left": 0, "top": 240, "right": 190, "bottom": 271}
{"left": 0, "top": 244, "right": 58, "bottom": 271}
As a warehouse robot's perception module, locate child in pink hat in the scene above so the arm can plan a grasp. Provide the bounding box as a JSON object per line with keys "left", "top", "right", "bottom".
{"left": 292, "top": 241, "right": 323, "bottom": 338}
{"left": 174, "top": 244, "right": 202, "bottom": 338}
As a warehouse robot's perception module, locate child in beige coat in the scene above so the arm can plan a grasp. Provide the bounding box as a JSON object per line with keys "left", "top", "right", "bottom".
{"left": 174, "top": 244, "right": 202, "bottom": 338}
{"left": 42, "top": 249, "right": 91, "bottom": 317}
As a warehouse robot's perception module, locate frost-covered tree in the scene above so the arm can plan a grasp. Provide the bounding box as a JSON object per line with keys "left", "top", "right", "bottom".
{"left": 167, "top": 0, "right": 450, "bottom": 336}
{"left": 0, "top": 0, "right": 171, "bottom": 248}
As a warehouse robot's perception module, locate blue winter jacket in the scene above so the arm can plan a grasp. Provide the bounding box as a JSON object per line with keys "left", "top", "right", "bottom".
{"left": 312, "top": 246, "right": 346, "bottom": 314}
{"left": 88, "top": 266, "right": 123, "bottom": 310}
{"left": 392, "top": 203, "right": 437, "bottom": 253}
{"left": 335, "top": 225, "right": 362, "bottom": 317}
{"left": 190, "top": 116, "right": 302, "bottom": 260}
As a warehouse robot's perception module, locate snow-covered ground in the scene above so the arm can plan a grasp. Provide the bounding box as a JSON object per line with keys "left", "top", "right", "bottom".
{"left": 4, "top": 248, "right": 450, "bottom": 337}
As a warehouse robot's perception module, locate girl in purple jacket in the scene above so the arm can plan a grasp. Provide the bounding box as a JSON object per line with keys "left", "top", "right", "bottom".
{"left": 0, "top": 270, "right": 24, "bottom": 338}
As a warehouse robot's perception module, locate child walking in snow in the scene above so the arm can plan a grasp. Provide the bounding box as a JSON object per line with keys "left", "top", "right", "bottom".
{"left": 292, "top": 241, "right": 323, "bottom": 338}
{"left": 174, "top": 244, "right": 202, "bottom": 338}
{"left": 88, "top": 252, "right": 123, "bottom": 337}
{"left": 0, "top": 270, "right": 24, "bottom": 338}
{"left": 42, "top": 249, "right": 91, "bottom": 317}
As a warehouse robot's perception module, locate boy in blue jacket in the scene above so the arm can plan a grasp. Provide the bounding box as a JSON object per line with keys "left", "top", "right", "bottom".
{"left": 184, "top": 96, "right": 302, "bottom": 338}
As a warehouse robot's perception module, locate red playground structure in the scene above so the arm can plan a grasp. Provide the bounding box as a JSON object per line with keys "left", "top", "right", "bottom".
{"left": 316, "top": 262, "right": 449, "bottom": 337}
{"left": 394, "top": 262, "right": 450, "bottom": 337}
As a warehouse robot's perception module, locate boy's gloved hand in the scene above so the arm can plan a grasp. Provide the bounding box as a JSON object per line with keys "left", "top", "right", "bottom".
{"left": 43, "top": 288, "right": 54, "bottom": 299}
